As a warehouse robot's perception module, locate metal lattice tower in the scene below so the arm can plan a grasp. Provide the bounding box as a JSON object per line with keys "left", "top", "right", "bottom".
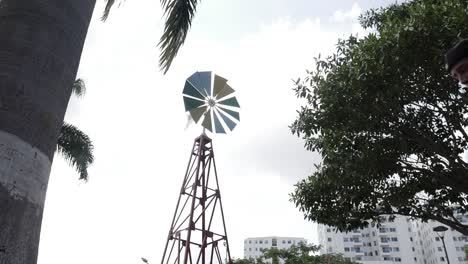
{"left": 161, "top": 133, "right": 232, "bottom": 264}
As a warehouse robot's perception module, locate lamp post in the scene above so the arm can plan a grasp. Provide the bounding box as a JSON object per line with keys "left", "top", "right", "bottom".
{"left": 433, "top": 226, "right": 450, "bottom": 264}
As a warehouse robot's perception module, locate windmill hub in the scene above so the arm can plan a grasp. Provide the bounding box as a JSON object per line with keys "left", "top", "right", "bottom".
{"left": 207, "top": 98, "right": 216, "bottom": 107}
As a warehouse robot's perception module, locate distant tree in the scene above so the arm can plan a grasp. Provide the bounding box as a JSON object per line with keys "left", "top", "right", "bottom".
{"left": 291, "top": 0, "right": 468, "bottom": 236}
{"left": 57, "top": 79, "right": 94, "bottom": 181}
{"left": 232, "top": 258, "right": 256, "bottom": 264}
{"left": 260, "top": 243, "right": 356, "bottom": 264}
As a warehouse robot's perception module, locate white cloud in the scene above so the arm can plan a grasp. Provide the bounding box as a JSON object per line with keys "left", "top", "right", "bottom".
{"left": 330, "top": 3, "right": 362, "bottom": 23}
{"left": 38, "top": 1, "right": 363, "bottom": 264}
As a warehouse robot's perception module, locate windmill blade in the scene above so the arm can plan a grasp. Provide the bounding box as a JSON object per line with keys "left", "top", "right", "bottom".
{"left": 213, "top": 109, "right": 226, "bottom": 134}
{"left": 189, "top": 105, "right": 207, "bottom": 123}
{"left": 201, "top": 110, "right": 213, "bottom": 132}
{"left": 213, "top": 74, "right": 228, "bottom": 98}
{"left": 188, "top": 71, "right": 212, "bottom": 97}
{"left": 217, "top": 109, "right": 237, "bottom": 131}
{"left": 216, "top": 84, "right": 235, "bottom": 100}
{"left": 183, "top": 80, "right": 205, "bottom": 100}
{"left": 183, "top": 96, "right": 205, "bottom": 111}
{"left": 218, "top": 106, "right": 240, "bottom": 121}
{"left": 218, "top": 97, "right": 240, "bottom": 108}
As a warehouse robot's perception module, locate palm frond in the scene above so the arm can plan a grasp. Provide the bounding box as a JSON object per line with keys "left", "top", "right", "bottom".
{"left": 102, "top": 0, "right": 116, "bottom": 21}
{"left": 57, "top": 123, "right": 94, "bottom": 181}
{"left": 159, "top": 0, "right": 199, "bottom": 74}
{"left": 72, "top": 78, "right": 86, "bottom": 97}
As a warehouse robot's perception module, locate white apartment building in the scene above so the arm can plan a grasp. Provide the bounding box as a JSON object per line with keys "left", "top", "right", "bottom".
{"left": 243, "top": 236, "right": 307, "bottom": 260}
{"left": 318, "top": 215, "right": 468, "bottom": 264}
{"left": 411, "top": 216, "right": 468, "bottom": 264}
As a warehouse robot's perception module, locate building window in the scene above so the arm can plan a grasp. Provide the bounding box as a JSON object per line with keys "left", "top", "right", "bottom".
{"left": 344, "top": 237, "right": 349, "bottom": 242}
{"left": 391, "top": 237, "right": 398, "bottom": 242}
{"left": 249, "top": 248, "right": 251, "bottom": 251}
{"left": 326, "top": 228, "right": 331, "bottom": 232}
{"left": 414, "top": 257, "right": 417, "bottom": 261}
{"left": 344, "top": 247, "right": 350, "bottom": 252}
{"left": 440, "top": 257, "right": 445, "bottom": 262}
{"left": 265, "top": 240, "right": 268, "bottom": 244}
{"left": 372, "top": 231, "right": 376, "bottom": 236}
{"left": 259, "top": 240, "right": 263, "bottom": 244}
{"left": 456, "top": 247, "right": 461, "bottom": 251}
{"left": 395, "top": 257, "right": 402, "bottom": 262}
{"left": 412, "top": 247, "right": 415, "bottom": 252}
{"left": 249, "top": 241, "right": 251, "bottom": 244}
{"left": 410, "top": 237, "right": 413, "bottom": 241}
{"left": 382, "top": 247, "right": 392, "bottom": 253}
{"left": 393, "top": 247, "right": 400, "bottom": 252}
{"left": 390, "top": 228, "right": 396, "bottom": 232}
{"left": 288, "top": 240, "right": 292, "bottom": 244}
{"left": 438, "top": 247, "right": 443, "bottom": 252}
{"left": 282, "top": 240, "right": 285, "bottom": 244}
{"left": 369, "top": 252, "right": 373, "bottom": 256}
{"left": 374, "top": 241, "right": 377, "bottom": 246}
{"left": 272, "top": 238, "right": 277, "bottom": 246}
{"left": 327, "top": 238, "right": 332, "bottom": 242}
{"left": 255, "top": 240, "right": 258, "bottom": 244}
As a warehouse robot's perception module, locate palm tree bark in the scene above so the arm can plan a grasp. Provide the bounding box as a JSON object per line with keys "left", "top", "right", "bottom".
{"left": 0, "top": 0, "right": 95, "bottom": 263}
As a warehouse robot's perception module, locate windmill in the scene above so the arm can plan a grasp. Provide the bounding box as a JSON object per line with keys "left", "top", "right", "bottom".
{"left": 161, "top": 71, "right": 240, "bottom": 264}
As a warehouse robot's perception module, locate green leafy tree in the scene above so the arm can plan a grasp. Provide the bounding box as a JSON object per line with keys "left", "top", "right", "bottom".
{"left": 291, "top": 0, "right": 468, "bottom": 236}
{"left": 232, "top": 258, "right": 256, "bottom": 264}
{"left": 0, "top": 1, "right": 198, "bottom": 263}
{"left": 260, "top": 243, "right": 356, "bottom": 264}
{"left": 57, "top": 79, "right": 94, "bottom": 181}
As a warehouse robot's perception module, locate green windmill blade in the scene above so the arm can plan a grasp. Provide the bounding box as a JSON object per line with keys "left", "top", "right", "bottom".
{"left": 183, "top": 96, "right": 205, "bottom": 111}
{"left": 201, "top": 110, "right": 213, "bottom": 132}
{"left": 218, "top": 106, "right": 240, "bottom": 121}
{"left": 213, "top": 74, "right": 228, "bottom": 98}
{"left": 218, "top": 97, "right": 240, "bottom": 108}
{"left": 189, "top": 106, "right": 207, "bottom": 123}
{"left": 183, "top": 80, "right": 205, "bottom": 100}
{"left": 215, "top": 84, "right": 235, "bottom": 100}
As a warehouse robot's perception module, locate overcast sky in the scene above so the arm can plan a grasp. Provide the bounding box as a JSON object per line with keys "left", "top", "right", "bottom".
{"left": 37, "top": 1, "right": 395, "bottom": 263}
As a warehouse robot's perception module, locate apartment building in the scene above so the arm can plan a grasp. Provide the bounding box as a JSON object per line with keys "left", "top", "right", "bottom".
{"left": 318, "top": 215, "right": 468, "bottom": 264}
{"left": 243, "top": 236, "right": 307, "bottom": 260}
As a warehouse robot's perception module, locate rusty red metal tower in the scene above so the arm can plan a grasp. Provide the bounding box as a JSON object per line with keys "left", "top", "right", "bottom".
{"left": 161, "top": 133, "right": 233, "bottom": 264}
{"left": 161, "top": 71, "right": 240, "bottom": 264}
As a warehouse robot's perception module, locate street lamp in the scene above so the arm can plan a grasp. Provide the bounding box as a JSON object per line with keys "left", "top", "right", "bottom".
{"left": 433, "top": 226, "right": 450, "bottom": 264}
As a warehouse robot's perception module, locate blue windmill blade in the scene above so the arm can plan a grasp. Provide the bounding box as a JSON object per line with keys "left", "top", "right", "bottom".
{"left": 216, "top": 107, "right": 237, "bottom": 131}
{"left": 187, "top": 71, "right": 212, "bottom": 97}
{"left": 213, "top": 109, "right": 226, "bottom": 134}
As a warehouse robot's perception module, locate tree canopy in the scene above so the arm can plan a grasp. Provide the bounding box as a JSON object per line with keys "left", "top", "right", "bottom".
{"left": 233, "top": 243, "right": 357, "bottom": 264}
{"left": 291, "top": 0, "right": 468, "bottom": 235}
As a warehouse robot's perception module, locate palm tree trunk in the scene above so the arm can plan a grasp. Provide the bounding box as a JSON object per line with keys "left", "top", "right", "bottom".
{"left": 0, "top": 0, "right": 95, "bottom": 263}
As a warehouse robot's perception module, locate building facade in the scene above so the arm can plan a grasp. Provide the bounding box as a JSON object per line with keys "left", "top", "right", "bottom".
{"left": 243, "top": 236, "right": 307, "bottom": 260}
{"left": 318, "top": 215, "right": 468, "bottom": 264}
